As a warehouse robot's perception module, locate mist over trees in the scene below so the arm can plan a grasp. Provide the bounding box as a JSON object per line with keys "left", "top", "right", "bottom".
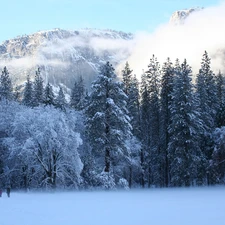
{"left": 1, "top": 51, "right": 225, "bottom": 190}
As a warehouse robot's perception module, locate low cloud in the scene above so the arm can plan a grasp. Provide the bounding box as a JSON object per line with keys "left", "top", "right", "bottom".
{"left": 40, "top": 34, "right": 134, "bottom": 64}
{"left": 1, "top": 2, "right": 225, "bottom": 83}
{"left": 124, "top": 2, "right": 225, "bottom": 77}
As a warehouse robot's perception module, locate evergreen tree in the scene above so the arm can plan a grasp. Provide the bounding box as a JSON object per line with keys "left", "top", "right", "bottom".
{"left": 70, "top": 76, "right": 85, "bottom": 110}
{"left": 168, "top": 59, "right": 205, "bottom": 187}
{"left": 44, "top": 83, "right": 55, "bottom": 106}
{"left": 196, "top": 51, "right": 218, "bottom": 131}
{"left": 196, "top": 51, "right": 218, "bottom": 184}
{"left": 0, "top": 67, "right": 13, "bottom": 101}
{"left": 139, "top": 72, "right": 150, "bottom": 188}
{"left": 160, "top": 57, "right": 174, "bottom": 187}
{"left": 127, "top": 75, "right": 141, "bottom": 139}
{"left": 33, "top": 68, "right": 44, "bottom": 106}
{"left": 56, "top": 87, "right": 66, "bottom": 110}
{"left": 215, "top": 71, "right": 225, "bottom": 127}
{"left": 145, "top": 55, "right": 161, "bottom": 187}
{"left": 22, "top": 75, "right": 33, "bottom": 107}
{"left": 122, "top": 62, "right": 133, "bottom": 95}
{"left": 14, "top": 85, "right": 21, "bottom": 102}
{"left": 212, "top": 127, "right": 225, "bottom": 184}
{"left": 85, "top": 62, "right": 132, "bottom": 174}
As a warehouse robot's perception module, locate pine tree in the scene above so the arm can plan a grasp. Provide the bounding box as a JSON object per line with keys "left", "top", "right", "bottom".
{"left": 0, "top": 66, "right": 13, "bottom": 101}
{"left": 168, "top": 59, "right": 205, "bottom": 187}
{"left": 139, "top": 72, "right": 150, "bottom": 188}
{"left": 145, "top": 55, "right": 161, "bottom": 187}
{"left": 215, "top": 71, "right": 225, "bottom": 127}
{"left": 197, "top": 51, "right": 218, "bottom": 131}
{"left": 22, "top": 75, "right": 33, "bottom": 107}
{"left": 13, "top": 85, "right": 21, "bottom": 102}
{"left": 85, "top": 62, "right": 132, "bottom": 173}
{"left": 127, "top": 75, "right": 141, "bottom": 138}
{"left": 196, "top": 51, "right": 218, "bottom": 184}
{"left": 160, "top": 57, "right": 174, "bottom": 187}
{"left": 44, "top": 83, "right": 55, "bottom": 106}
{"left": 122, "top": 62, "right": 133, "bottom": 95}
{"left": 56, "top": 87, "right": 66, "bottom": 110}
{"left": 70, "top": 76, "right": 85, "bottom": 110}
{"left": 33, "top": 68, "right": 44, "bottom": 106}
{"left": 212, "top": 127, "right": 225, "bottom": 184}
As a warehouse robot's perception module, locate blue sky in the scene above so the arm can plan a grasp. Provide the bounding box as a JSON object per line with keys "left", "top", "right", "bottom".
{"left": 0, "top": 0, "right": 222, "bottom": 43}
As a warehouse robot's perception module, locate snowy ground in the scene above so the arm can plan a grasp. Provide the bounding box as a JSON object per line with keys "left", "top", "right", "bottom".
{"left": 0, "top": 187, "right": 225, "bottom": 225}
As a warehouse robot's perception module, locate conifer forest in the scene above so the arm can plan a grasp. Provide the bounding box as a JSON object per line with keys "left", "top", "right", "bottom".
{"left": 0, "top": 51, "right": 225, "bottom": 190}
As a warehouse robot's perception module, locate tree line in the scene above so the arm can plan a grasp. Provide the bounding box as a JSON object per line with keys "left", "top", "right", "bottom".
{"left": 0, "top": 51, "right": 225, "bottom": 190}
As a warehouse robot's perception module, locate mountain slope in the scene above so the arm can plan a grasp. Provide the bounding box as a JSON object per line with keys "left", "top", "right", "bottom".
{"left": 0, "top": 28, "right": 133, "bottom": 90}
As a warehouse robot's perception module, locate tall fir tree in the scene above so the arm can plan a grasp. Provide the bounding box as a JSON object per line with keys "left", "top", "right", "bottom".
{"left": 33, "top": 68, "right": 44, "bottom": 106}
{"left": 13, "top": 85, "right": 21, "bottom": 102}
{"left": 215, "top": 71, "right": 225, "bottom": 127}
{"left": 196, "top": 51, "right": 218, "bottom": 184}
{"left": 168, "top": 59, "right": 206, "bottom": 187}
{"left": 22, "top": 74, "right": 33, "bottom": 107}
{"left": 56, "top": 87, "right": 66, "bottom": 110}
{"left": 159, "top": 57, "right": 174, "bottom": 187}
{"left": 145, "top": 55, "right": 161, "bottom": 187}
{"left": 127, "top": 75, "right": 141, "bottom": 139}
{"left": 0, "top": 67, "right": 13, "bottom": 101}
{"left": 122, "top": 62, "right": 133, "bottom": 95}
{"left": 70, "top": 76, "right": 85, "bottom": 110}
{"left": 196, "top": 51, "right": 218, "bottom": 131}
{"left": 85, "top": 62, "right": 132, "bottom": 174}
{"left": 139, "top": 72, "right": 150, "bottom": 188}
{"left": 44, "top": 82, "right": 55, "bottom": 106}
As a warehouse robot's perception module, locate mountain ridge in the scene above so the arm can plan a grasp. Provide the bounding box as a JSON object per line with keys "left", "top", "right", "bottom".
{"left": 0, "top": 8, "right": 203, "bottom": 92}
{"left": 0, "top": 28, "right": 133, "bottom": 91}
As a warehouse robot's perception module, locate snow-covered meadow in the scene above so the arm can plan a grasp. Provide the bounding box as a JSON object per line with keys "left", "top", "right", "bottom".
{"left": 0, "top": 187, "right": 225, "bottom": 225}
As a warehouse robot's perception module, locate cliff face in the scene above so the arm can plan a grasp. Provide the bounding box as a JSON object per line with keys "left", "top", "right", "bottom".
{"left": 0, "top": 28, "right": 133, "bottom": 89}
{"left": 0, "top": 8, "right": 206, "bottom": 91}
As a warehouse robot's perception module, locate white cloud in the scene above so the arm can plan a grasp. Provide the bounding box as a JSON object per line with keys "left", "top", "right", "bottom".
{"left": 124, "top": 1, "right": 225, "bottom": 78}
{"left": 2, "top": 2, "right": 225, "bottom": 82}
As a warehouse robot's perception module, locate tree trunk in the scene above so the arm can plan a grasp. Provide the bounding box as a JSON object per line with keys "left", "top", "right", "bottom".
{"left": 52, "top": 152, "right": 57, "bottom": 189}
{"left": 104, "top": 147, "right": 110, "bottom": 172}
{"left": 129, "top": 166, "right": 132, "bottom": 188}
{"left": 140, "top": 148, "right": 145, "bottom": 188}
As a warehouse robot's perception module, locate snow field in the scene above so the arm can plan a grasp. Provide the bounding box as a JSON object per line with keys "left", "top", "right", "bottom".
{"left": 0, "top": 187, "right": 225, "bottom": 225}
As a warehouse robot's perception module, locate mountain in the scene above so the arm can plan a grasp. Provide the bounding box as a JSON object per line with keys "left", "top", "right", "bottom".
{"left": 170, "top": 7, "right": 203, "bottom": 25}
{"left": 0, "top": 28, "right": 133, "bottom": 91}
{"left": 0, "top": 8, "right": 204, "bottom": 93}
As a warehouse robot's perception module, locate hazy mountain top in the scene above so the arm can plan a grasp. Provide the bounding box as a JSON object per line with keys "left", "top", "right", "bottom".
{"left": 0, "top": 28, "right": 132, "bottom": 58}
{"left": 170, "top": 7, "right": 203, "bottom": 25}
{"left": 0, "top": 28, "right": 133, "bottom": 90}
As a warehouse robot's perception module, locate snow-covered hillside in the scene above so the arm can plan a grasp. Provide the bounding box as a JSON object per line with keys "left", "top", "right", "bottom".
{"left": 0, "top": 187, "right": 225, "bottom": 225}
{"left": 0, "top": 8, "right": 207, "bottom": 91}
{"left": 0, "top": 28, "right": 133, "bottom": 89}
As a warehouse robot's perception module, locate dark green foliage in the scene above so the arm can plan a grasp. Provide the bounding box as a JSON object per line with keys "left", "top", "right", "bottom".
{"left": 168, "top": 59, "right": 206, "bottom": 186}
{"left": 85, "top": 62, "right": 131, "bottom": 173}
{"left": 22, "top": 75, "right": 33, "bottom": 106}
{"left": 0, "top": 67, "right": 13, "bottom": 101}
{"left": 127, "top": 75, "right": 141, "bottom": 138}
{"left": 44, "top": 83, "right": 55, "bottom": 106}
{"left": 145, "top": 55, "right": 161, "bottom": 187}
{"left": 56, "top": 87, "right": 66, "bottom": 110}
{"left": 122, "top": 61, "right": 133, "bottom": 95}
{"left": 33, "top": 68, "right": 44, "bottom": 106}
{"left": 70, "top": 76, "right": 85, "bottom": 110}
{"left": 159, "top": 58, "right": 174, "bottom": 187}
{"left": 215, "top": 71, "right": 225, "bottom": 127}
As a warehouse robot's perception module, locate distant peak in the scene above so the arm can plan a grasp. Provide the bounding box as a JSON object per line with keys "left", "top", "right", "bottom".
{"left": 170, "top": 7, "right": 204, "bottom": 25}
